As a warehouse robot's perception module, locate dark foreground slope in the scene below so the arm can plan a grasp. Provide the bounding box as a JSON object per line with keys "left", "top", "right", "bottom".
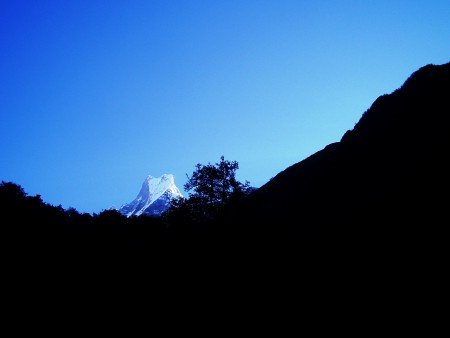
{"left": 233, "top": 62, "right": 450, "bottom": 241}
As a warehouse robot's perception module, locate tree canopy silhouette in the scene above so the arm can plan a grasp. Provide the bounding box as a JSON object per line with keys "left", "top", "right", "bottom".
{"left": 184, "top": 156, "right": 252, "bottom": 205}
{"left": 165, "top": 156, "right": 253, "bottom": 229}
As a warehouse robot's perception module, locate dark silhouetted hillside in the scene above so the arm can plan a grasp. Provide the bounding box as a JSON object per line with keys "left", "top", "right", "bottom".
{"left": 231, "top": 62, "right": 450, "bottom": 242}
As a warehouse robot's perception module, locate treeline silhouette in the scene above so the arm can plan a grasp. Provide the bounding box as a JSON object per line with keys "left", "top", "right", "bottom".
{"left": 0, "top": 181, "right": 168, "bottom": 254}
{"left": 2, "top": 62, "right": 449, "bottom": 257}
{"left": 0, "top": 156, "right": 254, "bottom": 256}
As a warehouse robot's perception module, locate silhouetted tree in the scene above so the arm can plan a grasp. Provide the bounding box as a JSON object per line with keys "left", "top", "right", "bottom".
{"left": 165, "top": 156, "right": 253, "bottom": 232}
{"left": 185, "top": 156, "right": 252, "bottom": 205}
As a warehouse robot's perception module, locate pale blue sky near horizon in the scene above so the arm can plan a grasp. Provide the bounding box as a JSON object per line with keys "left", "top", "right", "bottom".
{"left": 1, "top": 0, "right": 449, "bottom": 213}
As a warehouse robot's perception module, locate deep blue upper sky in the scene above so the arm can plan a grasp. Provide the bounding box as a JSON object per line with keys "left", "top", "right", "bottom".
{"left": 1, "top": 1, "right": 449, "bottom": 213}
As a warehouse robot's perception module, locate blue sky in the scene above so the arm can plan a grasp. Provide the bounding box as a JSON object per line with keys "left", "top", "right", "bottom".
{"left": 1, "top": 0, "right": 449, "bottom": 213}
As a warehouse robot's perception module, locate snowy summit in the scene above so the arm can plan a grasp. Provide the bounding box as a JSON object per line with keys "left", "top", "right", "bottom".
{"left": 118, "top": 174, "right": 183, "bottom": 217}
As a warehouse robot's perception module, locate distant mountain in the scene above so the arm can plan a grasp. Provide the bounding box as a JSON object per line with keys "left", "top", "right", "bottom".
{"left": 119, "top": 174, "right": 183, "bottom": 217}
{"left": 232, "top": 62, "right": 450, "bottom": 241}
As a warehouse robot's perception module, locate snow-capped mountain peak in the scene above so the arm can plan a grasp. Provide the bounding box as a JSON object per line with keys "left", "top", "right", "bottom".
{"left": 118, "top": 174, "right": 183, "bottom": 217}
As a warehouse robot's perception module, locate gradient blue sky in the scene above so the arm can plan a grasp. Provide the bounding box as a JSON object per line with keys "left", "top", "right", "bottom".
{"left": 1, "top": 1, "right": 449, "bottom": 213}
